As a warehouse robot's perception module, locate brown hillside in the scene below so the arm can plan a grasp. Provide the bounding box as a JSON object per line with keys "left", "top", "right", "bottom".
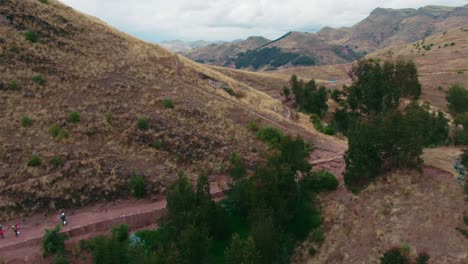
{"left": 0, "top": 0, "right": 340, "bottom": 219}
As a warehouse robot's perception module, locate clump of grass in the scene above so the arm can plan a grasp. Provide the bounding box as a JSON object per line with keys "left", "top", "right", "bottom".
{"left": 49, "top": 124, "right": 69, "bottom": 140}
{"left": 247, "top": 121, "right": 258, "bottom": 132}
{"left": 10, "top": 80, "right": 19, "bottom": 90}
{"left": 68, "top": 111, "right": 80, "bottom": 123}
{"left": 38, "top": 0, "right": 49, "bottom": 4}
{"left": 28, "top": 155, "right": 42, "bottom": 167}
{"left": 24, "top": 30, "right": 39, "bottom": 43}
{"left": 105, "top": 112, "right": 113, "bottom": 124}
{"left": 162, "top": 99, "right": 174, "bottom": 109}
{"left": 149, "top": 140, "right": 162, "bottom": 149}
{"left": 32, "top": 74, "right": 46, "bottom": 85}
{"left": 136, "top": 118, "right": 148, "bottom": 131}
{"left": 50, "top": 156, "right": 63, "bottom": 169}
{"left": 21, "top": 116, "right": 32, "bottom": 127}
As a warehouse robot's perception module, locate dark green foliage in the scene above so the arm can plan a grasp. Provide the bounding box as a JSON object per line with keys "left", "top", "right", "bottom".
{"left": 39, "top": 0, "right": 49, "bottom": 3}
{"left": 32, "top": 74, "right": 46, "bottom": 85}
{"left": 310, "top": 114, "right": 336, "bottom": 135}
{"left": 223, "top": 85, "right": 237, "bottom": 96}
{"left": 136, "top": 118, "right": 148, "bottom": 131}
{"left": 10, "top": 80, "right": 19, "bottom": 90}
{"left": 463, "top": 149, "right": 468, "bottom": 167}
{"left": 68, "top": 111, "right": 80, "bottom": 123}
{"left": 289, "top": 76, "right": 328, "bottom": 117}
{"left": 50, "top": 156, "right": 63, "bottom": 169}
{"left": 162, "top": 99, "right": 174, "bottom": 109}
{"left": 91, "top": 235, "right": 129, "bottom": 264}
{"left": 235, "top": 47, "right": 299, "bottom": 70}
{"left": 302, "top": 170, "right": 339, "bottom": 193}
{"left": 129, "top": 171, "right": 146, "bottom": 199}
{"left": 282, "top": 86, "right": 291, "bottom": 100}
{"left": 21, "top": 116, "right": 32, "bottom": 127}
{"left": 308, "top": 246, "right": 317, "bottom": 256}
{"left": 455, "top": 113, "right": 468, "bottom": 145}
{"left": 52, "top": 254, "right": 69, "bottom": 264}
{"left": 42, "top": 225, "right": 68, "bottom": 256}
{"left": 111, "top": 224, "right": 129, "bottom": 242}
{"left": 416, "top": 252, "right": 430, "bottom": 264}
{"left": 380, "top": 247, "right": 409, "bottom": 264}
{"left": 310, "top": 227, "right": 324, "bottom": 243}
{"left": 225, "top": 234, "right": 259, "bottom": 264}
{"left": 149, "top": 140, "right": 161, "bottom": 149}
{"left": 277, "top": 136, "right": 312, "bottom": 173}
{"left": 247, "top": 121, "right": 258, "bottom": 132}
{"left": 447, "top": 85, "right": 468, "bottom": 115}
{"left": 229, "top": 152, "right": 247, "bottom": 182}
{"left": 24, "top": 30, "right": 39, "bottom": 42}
{"left": 28, "top": 154, "right": 42, "bottom": 167}
{"left": 457, "top": 227, "right": 468, "bottom": 238}
{"left": 256, "top": 126, "right": 284, "bottom": 146}
{"left": 292, "top": 56, "right": 316, "bottom": 66}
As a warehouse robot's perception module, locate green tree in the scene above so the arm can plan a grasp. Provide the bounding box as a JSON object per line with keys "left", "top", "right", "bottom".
{"left": 129, "top": 171, "right": 146, "bottom": 199}
{"left": 225, "top": 234, "right": 259, "bottom": 264}
{"left": 447, "top": 84, "right": 468, "bottom": 115}
{"left": 282, "top": 86, "right": 291, "bottom": 100}
{"left": 42, "top": 225, "right": 68, "bottom": 256}
{"left": 380, "top": 247, "right": 409, "bottom": 264}
{"left": 229, "top": 152, "right": 247, "bottom": 182}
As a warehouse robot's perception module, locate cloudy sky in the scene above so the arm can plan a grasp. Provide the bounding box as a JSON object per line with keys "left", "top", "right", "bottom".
{"left": 60, "top": 0, "right": 466, "bottom": 43}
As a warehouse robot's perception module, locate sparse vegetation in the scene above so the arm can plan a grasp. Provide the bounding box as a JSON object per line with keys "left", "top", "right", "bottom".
{"left": 68, "top": 111, "right": 80, "bottom": 123}
{"left": 162, "top": 99, "right": 174, "bottom": 108}
{"left": 28, "top": 154, "right": 42, "bottom": 167}
{"left": 32, "top": 74, "right": 46, "bottom": 85}
{"left": 49, "top": 124, "right": 69, "bottom": 140}
{"left": 50, "top": 156, "right": 63, "bottom": 169}
{"left": 42, "top": 225, "right": 68, "bottom": 256}
{"left": 21, "top": 116, "right": 32, "bottom": 127}
{"left": 129, "top": 171, "right": 146, "bottom": 199}
{"left": 24, "top": 30, "right": 39, "bottom": 42}
{"left": 136, "top": 118, "right": 148, "bottom": 131}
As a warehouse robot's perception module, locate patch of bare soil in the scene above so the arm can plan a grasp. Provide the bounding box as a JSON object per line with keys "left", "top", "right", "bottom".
{"left": 294, "top": 169, "right": 467, "bottom": 264}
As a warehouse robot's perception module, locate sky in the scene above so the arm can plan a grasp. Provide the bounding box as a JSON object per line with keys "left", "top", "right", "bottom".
{"left": 59, "top": 0, "right": 467, "bottom": 43}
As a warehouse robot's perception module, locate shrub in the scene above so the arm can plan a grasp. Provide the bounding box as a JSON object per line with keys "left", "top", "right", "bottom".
{"left": 416, "top": 252, "right": 430, "bottom": 264}
{"left": 130, "top": 171, "right": 146, "bottom": 198}
{"left": 24, "top": 30, "right": 39, "bottom": 42}
{"left": 162, "top": 99, "right": 174, "bottom": 109}
{"left": 39, "top": 0, "right": 49, "bottom": 3}
{"left": 10, "top": 80, "right": 18, "bottom": 90}
{"left": 68, "top": 111, "right": 80, "bottom": 123}
{"left": 247, "top": 121, "right": 258, "bottom": 132}
{"left": 111, "top": 224, "right": 129, "bottom": 242}
{"left": 256, "top": 126, "right": 283, "bottom": 146}
{"left": 32, "top": 74, "right": 46, "bottom": 85}
{"left": 28, "top": 155, "right": 42, "bottom": 167}
{"left": 49, "top": 125, "right": 69, "bottom": 140}
{"left": 149, "top": 140, "right": 161, "bottom": 149}
{"left": 42, "top": 225, "right": 68, "bottom": 256}
{"left": 437, "top": 86, "right": 443, "bottom": 91}
{"left": 136, "top": 118, "right": 148, "bottom": 131}
{"left": 50, "top": 156, "right": 63, "bottom": 169}
{"left": 21, "top": 116, "right": 32, "bottom": 127}
{"left": 380, "top": 247, "right": 409, "bottom": 264}
{"left": 302, "top": 170, "right": 339, "bottom": 192}
{"left": 105, "top": 112, "right": 113, "bottom": 124}
{"left": 308, "top": 246, "right": 317, "bottom": 256}
{"left": 310, "top": 227, "right": 324, "bottom": 243}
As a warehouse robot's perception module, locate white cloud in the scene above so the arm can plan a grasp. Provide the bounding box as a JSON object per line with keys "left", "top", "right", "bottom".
{"left": 59, "top": 0, "right": 467, "bottom": 42}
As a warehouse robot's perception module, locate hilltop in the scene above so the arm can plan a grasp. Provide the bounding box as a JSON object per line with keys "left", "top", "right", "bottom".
{"left": 0, "top": 0, "right": 337, "bottom": 220}
{"left": 183, "top": 4, "right": 468, "bottom": 70}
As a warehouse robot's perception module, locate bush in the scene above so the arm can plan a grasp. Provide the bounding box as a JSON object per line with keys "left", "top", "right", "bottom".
{"left": 302, "top": 170, "right": 339, "bottom": 193}
{"left": 68, "top": 111, "right": 80, "bottom": 123}
{"left": 21, "top": 116, "right": 32, "bottom": 127}
{"left": 49, "top": 125, "right": 69, "bottom": 140}
{"left": 111, "top": 224, "right": 129, "bottom": 242}
{"left": 42, "top": 225, "right": 68, "bottom": 256}
{"left": 33, "top": 74, "right": 46, "bottom": 85}
{"left": 130, "top": 171, "right": 146, "bottom": 198}
{"left": 136, "top": 118, "right": 148, "bottom": 131}
{"left": 39, "top": 0, "right": 49, "bottom": 3}
{"left": 256, "top": 126, "right": 283, "bottom": 146}
{"left": 149, "top": 140, "right": 161, "bottom": 149}
{"left": 310, "top": 227, "right": 324, "bottom": 243}
{"left": 50, "top": 156, "right": 63, "bottom": 169}
{"left": 28, "top": 155, "right": 42, "bottom": 167}
{"left": 247, "top": 121, "right": 259, "bottom": 132}
{"left": 162, "top": 99, "right": 174, "bottom": 109}
{"left": 24, "top": 30, "right": 39, "bottom": 42}
{"left": 416, "top": 252, "right": 430, "bottom": 264}
{"left": 380, "top": 247, "right": 409, "bottom": 264}
{"left": 10, "top": 80, "right": 18, "bottom": 90}
{"left": 447, "top": 84, "right": 468, "bottom": 115}
{"left": 308, "top": 246, "right": 317, "bottom": 256}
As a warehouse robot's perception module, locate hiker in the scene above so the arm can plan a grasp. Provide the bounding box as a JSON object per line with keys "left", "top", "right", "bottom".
{"left": 11, "top": 224, "right": 19, "bottom": 237}
{"left": 0, "top": 224, "right": 4, "bottom": 239}
{"left": 60, "top": 211, "right": 67, "bottom": 226}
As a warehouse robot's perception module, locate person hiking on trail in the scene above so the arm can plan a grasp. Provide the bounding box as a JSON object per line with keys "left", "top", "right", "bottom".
{"left": 60, "top": 211, "right": 67, "bottom": 226}
{"left": 0, "top": 225, "right": 4, "bottom": 239}
{"left": 11, "top": 224, "right": 19, "bottom": 237}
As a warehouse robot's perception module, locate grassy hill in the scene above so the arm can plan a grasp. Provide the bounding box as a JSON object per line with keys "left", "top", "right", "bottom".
{"left": 183, "top": 4, "right": 468, "bottom": 70}
{"left": 0, "top": 0, "right": 334, "bottom": 219}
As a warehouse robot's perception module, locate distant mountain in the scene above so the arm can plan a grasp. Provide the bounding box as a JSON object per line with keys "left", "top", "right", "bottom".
{"left": 160, "top": 40, "right": 225, "bottom": 52}
{"left": 183, "top": 4, "right": 468, "bottom": 70}
{"left": 182, "top": 36, "right": 271, "bottom": 66}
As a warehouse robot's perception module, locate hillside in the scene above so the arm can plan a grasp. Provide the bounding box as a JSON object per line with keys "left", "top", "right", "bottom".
{"left": 182, "top": 36, "right": 271, "bottom": 66}
{"left": 183, "top": 4, "right": 468, "bottom": 70}
{"left": 0, "top": 0, "right": 338, "bottom": 220}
